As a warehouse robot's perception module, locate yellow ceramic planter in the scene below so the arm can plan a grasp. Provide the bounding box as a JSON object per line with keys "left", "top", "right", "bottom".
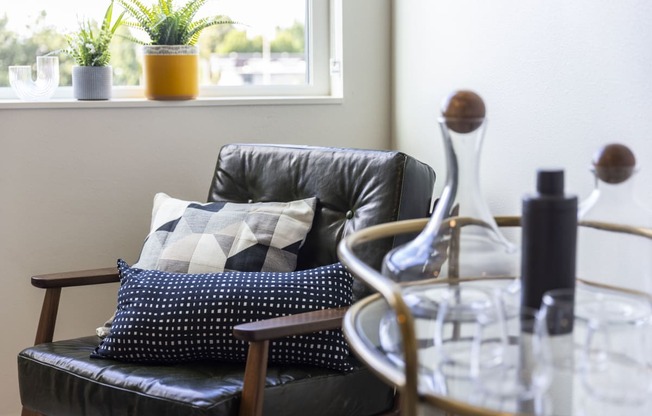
{"left": 143, "top": 45, "right": 199, "bottom": 100}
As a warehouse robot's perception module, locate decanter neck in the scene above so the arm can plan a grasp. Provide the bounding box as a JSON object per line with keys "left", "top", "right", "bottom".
{"left": 596, "top": 175, "right": 637, "bottom": 198}
{"left": 582, "top": 175, "right": 637, "bottom": 211}
{"left": 448, "top": 127, "right": 484, "bottom": 196}
{"left": 432, "top": 119, "right": 490, "bottom": 222}
{"left": 579, "top": 172, "right": 652, "bottom": 225}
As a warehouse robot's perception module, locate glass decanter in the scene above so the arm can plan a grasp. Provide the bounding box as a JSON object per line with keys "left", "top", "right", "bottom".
{"left": 577, "top": 143, "right": 652, "bottom": 293}
{"left": 382, "top": 90, "right": 519, "bottom": 283}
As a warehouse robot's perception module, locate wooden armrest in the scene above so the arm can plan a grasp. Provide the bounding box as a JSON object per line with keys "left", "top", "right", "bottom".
{"left": 233, "top": 306, "right": 348, "bottom": 342}
{"left": 31, "top": 267, "right": 119, "bottom": 289}
{"left": 31, "top": 267, "right": 118, "bottom": 346}
{"left": 235, "top": 306, "right": 349, "bottom": 416}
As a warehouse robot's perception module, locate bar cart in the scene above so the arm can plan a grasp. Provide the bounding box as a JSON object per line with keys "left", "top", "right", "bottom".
{"left": 338, "top": 217, "right": 652, "bottom": 416}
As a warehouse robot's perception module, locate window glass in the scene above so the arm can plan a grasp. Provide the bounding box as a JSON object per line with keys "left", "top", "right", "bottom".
{"left": 0, "top": 0, "right": 309, "bottom": 90}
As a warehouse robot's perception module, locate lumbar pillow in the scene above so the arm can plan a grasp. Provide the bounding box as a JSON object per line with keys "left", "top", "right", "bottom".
{"left": 92, "top": 260, "right": 355, "bottom": 372}
{"left": 134, "top": 193, "right": 318, "bottom": 274}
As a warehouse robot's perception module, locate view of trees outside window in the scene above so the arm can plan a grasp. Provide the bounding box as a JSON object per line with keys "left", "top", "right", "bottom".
{"left": 0, "top": 0, "right": 306, "bottom": 88}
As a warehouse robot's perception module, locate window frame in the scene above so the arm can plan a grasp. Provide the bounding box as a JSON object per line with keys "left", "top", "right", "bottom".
{"left": 0, "top": 0, "right": 343, "bottom": 103}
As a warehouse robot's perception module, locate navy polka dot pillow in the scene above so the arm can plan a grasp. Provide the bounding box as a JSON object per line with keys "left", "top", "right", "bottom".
{"left": 92, "top": 260, "right": 355, "bottom": 372}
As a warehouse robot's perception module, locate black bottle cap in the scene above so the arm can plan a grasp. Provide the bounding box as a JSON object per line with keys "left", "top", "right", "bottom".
{"left": 537, "top": 169, "right": 564, "bottom": 196}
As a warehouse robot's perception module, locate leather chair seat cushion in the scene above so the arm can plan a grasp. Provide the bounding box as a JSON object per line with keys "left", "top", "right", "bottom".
{"left": 18, "top": 336, "right": 394, "bottom": 416}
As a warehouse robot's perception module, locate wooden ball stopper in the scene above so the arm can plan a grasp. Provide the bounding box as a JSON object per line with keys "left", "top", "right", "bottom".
{"left": 593, "top": 143, "right": 636, "bottom": 184}
{"left": 441, "top": 90, "right": 486, "bottom": 133}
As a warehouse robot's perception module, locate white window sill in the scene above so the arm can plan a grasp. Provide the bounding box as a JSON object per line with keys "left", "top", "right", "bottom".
{"left": 0, "top": 95, "right": 344, "bottom": 110}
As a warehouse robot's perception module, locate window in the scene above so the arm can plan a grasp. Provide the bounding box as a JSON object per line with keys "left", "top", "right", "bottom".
{"left": 0, "top": 0, "right": 340, "bottom": 100}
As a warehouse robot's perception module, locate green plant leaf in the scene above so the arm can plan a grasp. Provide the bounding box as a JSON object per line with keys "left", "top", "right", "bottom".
{"left": 63, "top": 0, "right": 124, "bottom": 66}
{"left": 118, "top": 0, "right": 234, "bottom": 45}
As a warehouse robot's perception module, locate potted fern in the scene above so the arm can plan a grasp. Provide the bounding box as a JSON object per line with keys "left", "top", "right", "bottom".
{"left": 118, "top": 0, "right": 234, "bottom": 100}
{"left": 65, "top": 0, "right": 124, "bottom": 100}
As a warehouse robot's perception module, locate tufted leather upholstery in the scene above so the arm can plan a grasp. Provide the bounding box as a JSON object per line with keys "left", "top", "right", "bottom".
{"left": 18, "top": 144, "right": 436, "bottom": 416}
{"left": 209, "top": 144, "right": 436, "bottom": 299}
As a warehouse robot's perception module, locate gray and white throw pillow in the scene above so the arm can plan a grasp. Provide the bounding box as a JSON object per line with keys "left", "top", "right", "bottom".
{"left": 134, "top": 193, "right": 317, "bottom": 274}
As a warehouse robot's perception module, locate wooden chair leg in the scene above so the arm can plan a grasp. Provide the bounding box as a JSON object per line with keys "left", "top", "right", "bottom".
{"left": 22, "top": 406, "right": 43, "bottom": 416}
{"left": 239, "top": 340, "right": 269, "bottom": 416}
{"left": 21, "top": 288, "right": 61, "bottom": 416}
{"left": 34, "top": 287, "right": 61, "bottom": 345}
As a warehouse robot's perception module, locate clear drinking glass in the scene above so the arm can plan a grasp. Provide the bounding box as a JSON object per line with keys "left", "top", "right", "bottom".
{"left": 379, "top": 285, "right": 496, "bottom": 368}
{"left": 378, "top": 287, "right": 440, "bottom": 368}
{"left": 432, "top": 285, "right": 497, "bottom": 379}
{"left": 579, "top": 287, "right": 652, "bottom": 407}
{"left": 536, "top": 288, "right": 589, "bottom": 416}
{"left": 537, "top": 289, "right": 587, "bottom": 368}
{"left": 537, "top": 286, "right": 652, "bottom": 415}
{"left": 471, "top": 306, "right": 551, "bottom": 413}
{"left": 380, "top": 282, "right": 528, "bottom": 399}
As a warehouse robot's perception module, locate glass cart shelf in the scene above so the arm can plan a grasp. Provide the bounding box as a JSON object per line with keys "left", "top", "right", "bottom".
{"left": 337, "top": 216, "right": 652, "bottom": 416}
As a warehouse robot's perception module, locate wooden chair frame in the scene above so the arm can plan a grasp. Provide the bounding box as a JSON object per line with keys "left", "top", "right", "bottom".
{"left": 23, "top": 269, "right": 360, "bottom": 416}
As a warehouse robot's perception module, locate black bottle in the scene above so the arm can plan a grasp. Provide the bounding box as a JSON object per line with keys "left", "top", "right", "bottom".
{"left": 520, "top": 169, "right": 578, "bottom": 311}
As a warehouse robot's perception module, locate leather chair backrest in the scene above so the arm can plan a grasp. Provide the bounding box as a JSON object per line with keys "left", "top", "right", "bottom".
{"left": 208, "top": 143, "right": 436, "bottom": 299}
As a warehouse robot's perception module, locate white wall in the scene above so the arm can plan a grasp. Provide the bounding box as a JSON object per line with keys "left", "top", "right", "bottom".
{"left": 0, "top": 1, "right": 391, "bottom": 414}
{"left": 393, "top": 1, "right": 652, "bottom": 218}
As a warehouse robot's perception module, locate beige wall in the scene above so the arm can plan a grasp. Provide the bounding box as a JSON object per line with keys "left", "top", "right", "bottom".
{"left": 393, "top": 1, "right": 652, "bottom": 217}
{"left": 0, "top": 1, "right": 392, "bottom": 414}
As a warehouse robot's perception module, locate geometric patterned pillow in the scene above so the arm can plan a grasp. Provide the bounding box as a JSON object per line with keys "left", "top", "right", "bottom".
{"left": 92, "top": 260, "right": 354, "bottom": 372}
{"left": 133, "top": 193, "right": 317, "bottom": 274}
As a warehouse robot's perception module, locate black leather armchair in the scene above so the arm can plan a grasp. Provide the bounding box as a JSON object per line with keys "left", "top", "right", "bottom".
{"left": 18, "top": 143, "right": 436, "bottom": 416}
